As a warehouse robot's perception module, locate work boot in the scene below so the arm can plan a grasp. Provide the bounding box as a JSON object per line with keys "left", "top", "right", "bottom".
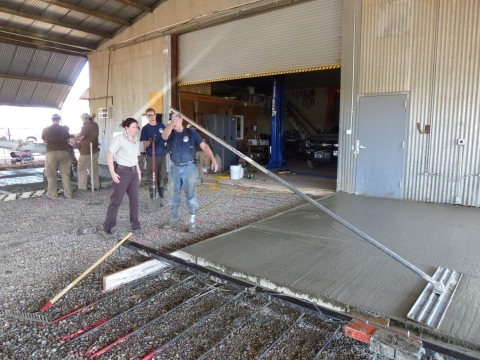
{"left": 188, "top": 222, "right": 198, "bottom": 233}
{"left": 102, "top": 229, "right": 114, "bottom": 240}
{"left": 159, "top": 187, "right": 165, "bottom": 207}
{"left": 163, "top": 220, "right": 179, "bottom": 229}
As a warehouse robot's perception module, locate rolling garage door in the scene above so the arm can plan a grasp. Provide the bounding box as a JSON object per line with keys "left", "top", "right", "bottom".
{"left": 178, "top": 0, "right": 342, "bottom": 85}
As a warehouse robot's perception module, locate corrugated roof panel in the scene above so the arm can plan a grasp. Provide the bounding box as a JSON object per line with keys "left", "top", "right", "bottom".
{"left": 42, "top": 52, "right": 68, "bottom": 81}
{"left": 38, "top": 22, "right": 66, "bottom": 36}
{"left": 59, "top": 8, "right": 89, "bottom": 25}
{"left": 29, "top": 81, "right": 52, "bottom": 105}
{"left": 0, "top": 0, "right": 166, "bottom": 108}
{"left": 114, "top": 6, "right": 144, "bottom": 20}
{"left": 62, "top": 28, "right": 95, "bottom": 42}
{"left": 10, "top": 17, "right": 52, "bottom": 34}
{"left": 0, "top": 0, "right": 25, "bottom": 12}
{"left": 138, "top": 0, "right": 160, "bottom": 6}
{"left": 15, "top": 79, "right": 37, "bottom": 105}
{"left": 44, "top": 83, "right": 70, "bottom": 108}
{"left": 0, "top": 78, "right": 21, "bottom": 103}
{"left": 9, "top": 46, "right": 35, "bottom": 77}
{"left": 20, "top": 0, "right": 49, "bottom": 15}
{"left": 96, "top": 21, "right": 122, "bottom": 33}
{"left": 79, "top": 87, "right": 89, "bottom": 100}
{"left": 0, "top": 43, "right": 18, "bottom": 73}
{"left": 35, "top": 1, "right": 69, "bottom": 20}
{"left": 26, "top": 50, "right": 53, "bottom": 79}
{"left": 57, "top": 56, "right": 86, "bottom": 84}
{"left": 97, "top": 1, "right": 134, "bottom": 20}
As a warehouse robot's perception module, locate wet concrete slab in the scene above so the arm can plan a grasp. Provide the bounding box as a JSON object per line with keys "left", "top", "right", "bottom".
{"left": 0, "top": 168, "right": 44, "bottom": 187}
{"left": 177, "top": 193, "right": 480, "bottom": 349}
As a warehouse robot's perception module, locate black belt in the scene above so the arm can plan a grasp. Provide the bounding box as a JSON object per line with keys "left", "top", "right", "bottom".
{"left": 116, "top": 164, "right": 137, "bottom": 171}
{"left": 173, "top": 160, "right": 195, "bottom": 167}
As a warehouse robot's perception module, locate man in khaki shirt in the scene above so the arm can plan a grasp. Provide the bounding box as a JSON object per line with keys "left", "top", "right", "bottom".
{"left": 73, "top": 113, "right": 100, "bottom": 191}
{"left": 41, "top": 114, "right": 72, "bottom": 199}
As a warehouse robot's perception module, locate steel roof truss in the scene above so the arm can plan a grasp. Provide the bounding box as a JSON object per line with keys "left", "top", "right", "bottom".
{"left": 0, "top": 6, "right": 112, "bottom": 39}
{"left": 0, "top": 73, "right": 72, "bottom": 87}
{"left": 0, "top": 34, "right": 88, "bottom": 57}
{"left": 0, "top": 24, "right": 95, "bottom": 50}
{"left": 38, "top": 0, "right": 130, "bottom": 27}
{"left": 113, "top": 0, "right": 151, "bottom": 13}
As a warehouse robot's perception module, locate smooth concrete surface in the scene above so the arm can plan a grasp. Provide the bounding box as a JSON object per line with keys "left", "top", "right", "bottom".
{"left": 177, "top": 193, "right": 480, "bottom": 348}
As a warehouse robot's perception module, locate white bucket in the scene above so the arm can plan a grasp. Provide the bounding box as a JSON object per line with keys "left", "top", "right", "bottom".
{"left": 230, "top": 165, "right": 243, "bottom": 180}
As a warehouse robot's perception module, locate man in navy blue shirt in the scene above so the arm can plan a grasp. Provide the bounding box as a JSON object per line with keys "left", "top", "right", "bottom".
{"left": 162, "top": 111, "right": 218, "bottom": 232}
{"left": 140, "top": 108, "right": 167, "bottom": 206}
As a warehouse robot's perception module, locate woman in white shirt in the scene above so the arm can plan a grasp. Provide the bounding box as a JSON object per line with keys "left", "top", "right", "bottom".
{"left": 102, "top": 118, "right": 142, "bottom": 239}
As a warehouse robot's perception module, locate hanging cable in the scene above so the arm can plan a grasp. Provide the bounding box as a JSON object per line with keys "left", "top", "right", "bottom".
{"left": 103, "top": 50, "right": 112, "bottom": 135}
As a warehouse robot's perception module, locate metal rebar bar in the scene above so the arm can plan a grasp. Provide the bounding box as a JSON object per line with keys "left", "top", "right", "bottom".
{"left": 89, "top": 284, "right": 220, "bottom": 358}
{"left": 169, "top": 107, "right": 446, "bottom": 295}
{"left": 51, "top": 266, "right": 171, "bottom": 324}
{"left": 62, "top": 275, "right": 195, "bottom": 347}
{"left": 197, "top": 302, "right": 271, "bottom": 360}
{"left": 257, "top": 313, "right": 305, "bottom": 359}
{"left": 142, "top": 290, "right": 247, "bottom": 360}
{"left": 312, "top": 324, "right": 341, "bottom": 360}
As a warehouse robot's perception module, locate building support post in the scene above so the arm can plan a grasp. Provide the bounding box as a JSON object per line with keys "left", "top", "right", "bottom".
{"left": 267, "top": 75, "right": 287, "bottom": 169}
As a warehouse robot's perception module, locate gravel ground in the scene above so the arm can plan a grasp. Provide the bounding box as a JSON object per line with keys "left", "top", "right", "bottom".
{"left": 0, "top": 183, "right": 386, "bottom": 359}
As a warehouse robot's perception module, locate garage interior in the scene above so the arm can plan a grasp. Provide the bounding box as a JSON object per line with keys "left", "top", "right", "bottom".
{"left": 178, "top": 69, "right": 340, "bottom": 183}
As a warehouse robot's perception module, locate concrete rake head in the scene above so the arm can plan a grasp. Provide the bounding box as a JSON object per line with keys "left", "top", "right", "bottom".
{"left": 5, "top": 310, "right": 51, "bottom": 324}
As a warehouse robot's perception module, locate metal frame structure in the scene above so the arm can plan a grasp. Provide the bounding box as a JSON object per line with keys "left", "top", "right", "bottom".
{"left": 122, "top": 240, "right": 479, "bottom": 360}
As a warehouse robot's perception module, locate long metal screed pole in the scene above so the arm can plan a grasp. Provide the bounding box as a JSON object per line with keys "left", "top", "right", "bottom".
{"left": 169, "top": 107, "right": 446, "bottom": 294}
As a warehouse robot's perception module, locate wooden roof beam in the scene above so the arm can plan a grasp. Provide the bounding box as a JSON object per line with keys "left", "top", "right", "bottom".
{"left": 0, "top": 6, "right": 112, "bottom": 39}
{"left": 114, "top": 0, "right": 152, "bottom": 13}
{"left": 0, "top": 25, "right": 95, "bottom": 50}
{"left": 38, "top": 0, "right": 130, "bottom": 27}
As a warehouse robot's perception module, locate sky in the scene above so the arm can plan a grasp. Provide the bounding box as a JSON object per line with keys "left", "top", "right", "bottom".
{"left": 0, "top": 63, "right": 90, "bottom": 140}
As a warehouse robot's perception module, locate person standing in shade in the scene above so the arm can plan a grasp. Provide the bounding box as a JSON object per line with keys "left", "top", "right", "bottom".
{"left": 162, "top": 112, "right": 218, "bottom": 233}
{"left": 41, "top": 114, "right": 73, "bottom": 199}
{"left": 102, "top": 118, "right": 142, "bottom": 239}
{"left": 73, "top": 113, "right": 100, "bottom": 191}
{"left": 140, "top": 108, "right": 167, "bottom": 206}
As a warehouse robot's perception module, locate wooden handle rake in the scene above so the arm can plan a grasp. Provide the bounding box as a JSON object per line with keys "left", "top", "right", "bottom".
{"left": 6, "top": 233, "right": 132, "bottom": 323}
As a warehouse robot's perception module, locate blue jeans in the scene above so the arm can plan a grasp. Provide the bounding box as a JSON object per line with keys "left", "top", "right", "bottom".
{"left": 168, "top": 161, "right": 198, "bottom": 220}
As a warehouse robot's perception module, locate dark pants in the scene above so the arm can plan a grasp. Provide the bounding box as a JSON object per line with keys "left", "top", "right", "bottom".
{"left": 103, "top": 166, "right": 140, "bottom": 231}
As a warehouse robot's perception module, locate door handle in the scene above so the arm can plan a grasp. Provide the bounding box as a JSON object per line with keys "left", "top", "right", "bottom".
{"left": 355, "top": 140, "right": 366, "bottom": 153}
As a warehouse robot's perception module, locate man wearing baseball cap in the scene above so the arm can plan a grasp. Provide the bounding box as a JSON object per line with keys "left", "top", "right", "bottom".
{"left": 73, "top": 112, "right": 100, "bottom": 191}
{"left": 41, "top": 113, "right": 73, "bottom": 199}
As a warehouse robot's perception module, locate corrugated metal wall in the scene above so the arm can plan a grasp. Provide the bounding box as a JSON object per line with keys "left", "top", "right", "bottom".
{"left": 339, "top": 0, "right": 480, "bottom": 206}
{"left": 178, "top": 0, "right": 342, "bottom": 84}
{"left": 337, "top": 0, "right": 362, "bottom": 193}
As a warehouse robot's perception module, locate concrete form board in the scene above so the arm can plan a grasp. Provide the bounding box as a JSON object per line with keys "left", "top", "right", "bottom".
{"left": 178, "top": 193, "right": 480, "bottom": 347}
